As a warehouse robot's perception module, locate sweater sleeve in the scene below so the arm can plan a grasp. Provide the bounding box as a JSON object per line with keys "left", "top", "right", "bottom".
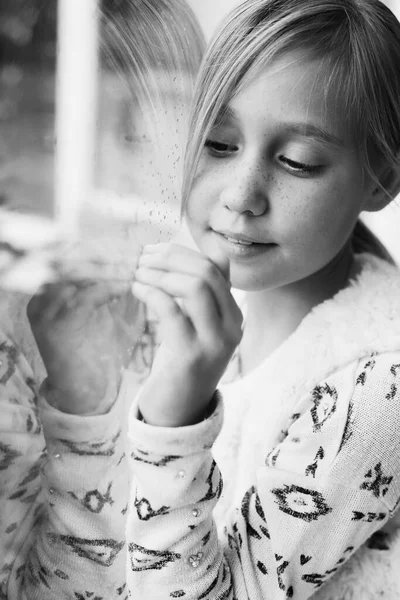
{"left": 126, "top": 351, "right": 400, "bottom": 600}
{"left": 0, "top": 332, "right": 45, "bottom": 597}
{"left": 6, "top": 370, "right": 131, "bottom": 600}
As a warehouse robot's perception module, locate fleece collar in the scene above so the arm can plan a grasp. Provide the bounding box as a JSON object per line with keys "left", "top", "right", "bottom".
{"left": 251, "top": 253, "right": 400, "bottom": 417}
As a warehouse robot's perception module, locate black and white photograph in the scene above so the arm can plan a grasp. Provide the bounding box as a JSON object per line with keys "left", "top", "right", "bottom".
{"left": 1, "top": 1, "right": 400, "bottom": 598}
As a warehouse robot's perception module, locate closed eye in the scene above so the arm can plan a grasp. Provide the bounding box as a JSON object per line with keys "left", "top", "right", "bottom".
{"left": 279, "top": 155, "right": 323, "bottom": 175}
{"left": 204, "top": 139, "right": 238, "bottom": 157}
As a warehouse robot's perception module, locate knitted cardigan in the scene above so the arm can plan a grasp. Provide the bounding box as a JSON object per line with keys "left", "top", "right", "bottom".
{"left": 2, "top": 252, "right": 400, "bottom": 599}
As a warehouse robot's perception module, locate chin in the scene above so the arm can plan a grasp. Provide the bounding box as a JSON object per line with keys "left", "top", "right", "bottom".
{"left": 230, "top": 271, "right": 277, "bottom": 293}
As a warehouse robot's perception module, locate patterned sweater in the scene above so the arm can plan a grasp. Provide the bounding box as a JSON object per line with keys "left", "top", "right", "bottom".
{"left": 1, "top": 252, "right": 400, "bottom": 599}
{"left": 126, "top": 252, "right": 400, "bottom": 599}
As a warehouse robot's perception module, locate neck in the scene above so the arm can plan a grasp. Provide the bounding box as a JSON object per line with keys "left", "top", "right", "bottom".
{"left": 239, "top": 243, "right": 355, "bottom": 375}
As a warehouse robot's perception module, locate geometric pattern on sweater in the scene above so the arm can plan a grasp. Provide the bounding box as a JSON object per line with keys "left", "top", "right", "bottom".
{"left": 0, "top": 440, "right": 22, "bottom": 471}
{"left": 128, "top": 542, "right": 181, "bottom": 571}
{"left": 271, "top": 483, "right": 333, "bottom": 522}
{"left": 0, "top": 340, "right": 18, "bottom": 384}
{"left": 310, "top": 383, "right": 338, "bottom": 432}
{"left": 68, "top": 482, "right": 115, "bottom": 513}
{"left": 360, "top": 463, "right": 393, "bottom": 500}
{"left": 134, "top": 491, "right": 170, "bottom": 520}
{"left": 58, "top": 429, "right": 122, "bottom": 456}
{"left": 47, "top": 534, "right": 125, "bottom": 566}
{"left": 127, "top": 351, "right": 400, "bottom": 599}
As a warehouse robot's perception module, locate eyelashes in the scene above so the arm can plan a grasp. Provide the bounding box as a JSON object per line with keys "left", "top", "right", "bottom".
{"left": 278, "top": 156, "right": 323, "bottom": 174}
{"left": 204, "top": 139, "right": 237, "bottom": 156}
{"left": 204, "top": 139, "right": 324, "bottom": 176}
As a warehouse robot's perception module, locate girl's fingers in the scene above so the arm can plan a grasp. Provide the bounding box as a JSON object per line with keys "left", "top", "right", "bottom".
{"left": 132, "top": 281, "right": 194, "bottom": 343}
{"left": 140, "top": 244, "right": 208, "bottom": 275}
{"left": 141, "top": 243, "right": 169, "bottom": 255}
{"left": 142, "top": 242, "right": 230, "bottom": 283}
{"left": 139, "top": 244, "right": 242, "bottom": 329}
{"left": 134, "top": 267, "right": 232, "bottom": 345}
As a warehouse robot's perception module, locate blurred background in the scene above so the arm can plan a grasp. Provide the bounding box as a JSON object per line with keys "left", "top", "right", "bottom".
{"left": 0, "top": 0, "right": 399, "bottom": 258}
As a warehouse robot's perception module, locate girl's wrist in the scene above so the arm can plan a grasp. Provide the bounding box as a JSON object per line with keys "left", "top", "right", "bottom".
{"left": 137, "top": 377, "right": 218, "bottom": 427}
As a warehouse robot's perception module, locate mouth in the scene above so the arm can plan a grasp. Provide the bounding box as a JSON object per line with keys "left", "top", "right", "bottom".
{"left": 213, "top": 230, "right": 267, "bottom": 246}
{"left": 222, "top": 236, "right": 254, "bottom": 246}
{"left": 211, "top": 229, "right": 277, "bottom": 260}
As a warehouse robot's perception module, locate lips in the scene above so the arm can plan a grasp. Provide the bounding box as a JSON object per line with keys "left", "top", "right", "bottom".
{"left": 213, "top": 229, "right": 265, "bottom": 245}
{"left": 212, "top": 228, "right": 276, "bottom": 260}
{"left": 223, "top": 236, "right": 253, "bottom": 246}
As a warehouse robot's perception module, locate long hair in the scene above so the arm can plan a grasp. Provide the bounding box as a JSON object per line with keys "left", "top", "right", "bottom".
{"left": 182, "top": 0, "right": 400, "bottom": 261}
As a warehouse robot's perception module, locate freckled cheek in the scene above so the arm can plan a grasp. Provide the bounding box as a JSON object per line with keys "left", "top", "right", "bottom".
{"left": 315, "top": 181, "right": 362, "bottom": 240}
{"left": 274, "top": 185, "right": 337, "bottom": 244}
{"left": 283, "top": 183, "right": 360, "bottom": 254}
{"left": 270, "top": 184, "right": 318, "bottom": 242}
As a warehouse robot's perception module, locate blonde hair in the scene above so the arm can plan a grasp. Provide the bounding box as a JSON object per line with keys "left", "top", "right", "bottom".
{"left": 182, "top": 0, "right": 400, "bottom": 260}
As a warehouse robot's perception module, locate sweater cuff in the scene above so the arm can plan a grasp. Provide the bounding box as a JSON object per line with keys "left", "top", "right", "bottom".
{"left": 128, "top": 390, "right": 224, "bottom": 457}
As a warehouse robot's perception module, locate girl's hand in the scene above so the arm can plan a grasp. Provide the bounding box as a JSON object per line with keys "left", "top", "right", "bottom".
{"left": 28, "top": 279, "right": 145, "bottom": 415}
{"left": 132, "top": 243, "right": 243, "bottom": 427}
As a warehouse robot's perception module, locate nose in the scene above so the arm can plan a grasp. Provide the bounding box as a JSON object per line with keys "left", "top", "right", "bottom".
{"left": 220, "top": 161, "right": 269, "bottom": 217}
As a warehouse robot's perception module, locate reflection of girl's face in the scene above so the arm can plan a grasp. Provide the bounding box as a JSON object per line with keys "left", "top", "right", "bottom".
{"left": 186, "top": 51, "right": 374, "bottom": 292}
{"left": 96, "top": 73, "right": 190, "bottom": 209}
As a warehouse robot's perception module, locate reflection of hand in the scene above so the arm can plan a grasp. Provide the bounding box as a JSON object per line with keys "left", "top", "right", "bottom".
{"left": 28, "top": 280, "right": 145, "bottom": 415}
{"left": 132, "top": 243, "right": 243, "bottom": 427}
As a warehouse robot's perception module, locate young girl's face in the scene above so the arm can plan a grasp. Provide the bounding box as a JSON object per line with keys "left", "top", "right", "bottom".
{"left": 185, "top": 50, "right": 375, "bottom": 292}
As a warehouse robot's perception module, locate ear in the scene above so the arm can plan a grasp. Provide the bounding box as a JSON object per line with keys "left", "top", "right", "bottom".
{"left": 363, "top": 164, "right": 400, "bottom": 212}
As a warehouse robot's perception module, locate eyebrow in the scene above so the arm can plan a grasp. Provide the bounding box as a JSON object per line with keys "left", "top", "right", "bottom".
{"left": 284, "top": 122, "right": 345, "bottom": 147}
{"left": 217, "top": 106, "right": 345, "bottom": 147}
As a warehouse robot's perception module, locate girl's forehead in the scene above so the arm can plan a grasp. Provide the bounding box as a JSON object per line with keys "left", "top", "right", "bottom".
{"left": 222, "top": 51, "right": 350, "bottom": 139}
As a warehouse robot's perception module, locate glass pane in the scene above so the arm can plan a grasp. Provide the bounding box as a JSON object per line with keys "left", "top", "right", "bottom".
{"left": 0, "top": 0, "right": 56, "bottom": 217}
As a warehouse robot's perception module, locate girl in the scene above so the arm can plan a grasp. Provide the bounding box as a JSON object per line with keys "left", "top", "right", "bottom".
{"left": 20, "top": 0, "right": 400, "bottom": 599}
{"left": 125, "top": 0, "right": 400, "bottom": 598}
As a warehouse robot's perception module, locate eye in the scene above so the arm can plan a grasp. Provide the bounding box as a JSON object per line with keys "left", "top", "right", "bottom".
{"left": 279, "top": 155, "right": 323, "bottom": 175}
{"left": 204, "top": 139, "right": 238, "bottom": 157}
